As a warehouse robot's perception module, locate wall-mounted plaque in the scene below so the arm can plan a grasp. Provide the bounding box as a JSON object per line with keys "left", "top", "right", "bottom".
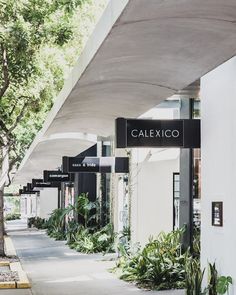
{"left": 116, "top": 118, "right": 201, "bottom": 148}
{"left": 212, "top": 201, "right": 223, "bottom": 227}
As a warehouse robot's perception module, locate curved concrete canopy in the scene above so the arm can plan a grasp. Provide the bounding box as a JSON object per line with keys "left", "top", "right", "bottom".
{"left": 46, "top": 0, "right": 236, "bottom": 137}
{"left": 14, "top": 0, "right": 236, "bottom": 184}
{"left": 14, "top": 134, "right": 97, "bottom": 184}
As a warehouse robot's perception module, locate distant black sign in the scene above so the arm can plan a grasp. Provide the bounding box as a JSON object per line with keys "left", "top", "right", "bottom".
{"left": 22, "top": 191, "right": 39, "bottom": 195}
{"left": 27, "top": 183, "right": 33, "bottom": 191}
{"left": 63, "top": 157, "right": 129, "bottom": 173}
{"left": 43, "top": 171, "right": 74, "bottom": 183}
{"left": 20, "top": 186, "right": 39, "bottom": 195}
{"left": 116, "top": 118, "right": 200, "bottom": 148}
{"left": 32, "top": 179, "right": 55, "bottom": 188}
{"left": 63, "top": 157, "right": 100, "bottom": 173}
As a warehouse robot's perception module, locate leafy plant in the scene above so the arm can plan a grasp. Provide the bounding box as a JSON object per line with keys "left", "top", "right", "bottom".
{"left": 68, "top": 223, "right": 116, "bottom": 254}
{"left": 120, "top": 226, "right": 131, "bottom": 241}
{"left": 185, "top": 257, "right": 206, "bottom": 295}
{"left": 46, "top": 208, "right": 68, "bottom": 240}
{"left": 44, "top": 193, "right": 116, "bottom": 253}
{"left": 27, "top": 217, "right": 47, "bottom": 229}
{"left": 0, "top": 0, "right": 108, "bottom": 256}
{"left": 208, "top": 262, "right": 218, "bottom": 295}
{"left": 115, "top": 228, "right": 188, "bottom": 290}
{"left": 65, "top": 220, "right": 81, "bottom": 245}
{"left": 208, "top": 262, "right": 233, "bottom": 295}
{"left": 5, "top": 213, "right": 20, "bottom": 221}
{"left": 62, "top": 193, "right": 99, "bottom": 229}
{"left": 216, "top": 276, "right": 232, "bottom": 295}
{"left": 193, "top": 228, "right": 201, "bottom": 258}
{"left": 76, "top": 193, "right": 99, "bottom": 228}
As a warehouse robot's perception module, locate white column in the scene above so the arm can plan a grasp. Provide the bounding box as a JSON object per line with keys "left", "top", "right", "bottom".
{"left": 201, "top": 56, "right": 236, "bottom": 294}
{"left": 39, "top": 188, "right": 58, "bottom": 219}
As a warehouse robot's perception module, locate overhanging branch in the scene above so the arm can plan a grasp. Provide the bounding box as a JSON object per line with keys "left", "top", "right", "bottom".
{"left": 7, "top": 98, "right": 31, "bottom": 134}
{"left": 6, "top": 158, "right": 18, "bottom": 187}
{"left": 0, "top": 119, "right": 9, "bottom": 135}
{"left": 0, "top": 44, "right": 10, "bottom": 100}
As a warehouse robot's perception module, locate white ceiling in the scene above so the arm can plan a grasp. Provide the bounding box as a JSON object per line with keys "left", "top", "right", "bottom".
{"left": 14, "top": 0, "right": 236, "bottom": 184}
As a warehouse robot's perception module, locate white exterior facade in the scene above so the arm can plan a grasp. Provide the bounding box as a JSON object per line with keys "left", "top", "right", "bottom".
{"left": 20, "top": 188, "right": 58, "bottom": 220}
{"left": 131, "top": 154, "right": 179, "bottom": 246}
{"left": 37, "top": 188, "right": 58, "bottom": 219}
{"left": 201, "top": 56, "right": 236, "bottom": 293}
{"left": 20, "top": 194, "right": 38, "bottom": 219}
{"left": 114, "top": 107, "right": 180, "bottom": 246}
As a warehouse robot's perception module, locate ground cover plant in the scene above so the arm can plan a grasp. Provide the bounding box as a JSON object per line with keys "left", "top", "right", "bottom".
{"left": 27, "top": 216, "right": 47, "bottom": 229}
{"left": 31, "top": 193, "right": 116, "bottom": 253}
{"left": 114, "top": 229, "right": 187, "bottom": 291}
{"left": 113, "top": 228, "right": 233, "bottom": 294}
{"left": 67, "top": 223, "right": 116, "bottom": 254}
{"left": 5, "top": 213, "right": 20, "bottom": 221}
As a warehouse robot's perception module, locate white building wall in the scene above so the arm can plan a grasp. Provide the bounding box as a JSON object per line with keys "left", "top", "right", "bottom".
{"left": 201, "top": 56, "right": 236, "bottom": 294}
{"left": 39, "top": 188, "right": 58, "bottom": 219}
{"left": 20, "top": 194, "right": 38, "bottom": 219}
{"left": 131, "top": 151, "right": 179, "bottom": 246}
{"left": 20, "top": 196, "right": 27, "bottom": 219}
{"left": 114, "top": 106, "right": 180, "bottom": 246}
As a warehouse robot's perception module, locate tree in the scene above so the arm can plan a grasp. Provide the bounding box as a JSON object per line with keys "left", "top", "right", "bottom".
{"left": 0, "top": 0, "right": 107, "bottom": 256}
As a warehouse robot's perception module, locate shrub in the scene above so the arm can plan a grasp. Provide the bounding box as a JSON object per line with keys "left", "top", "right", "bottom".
{"left": 67, "top": 223, "right": 116, "bottom": 254}
{"left": 46, "top": 208, "right": 67, "bottom": 240}
{"left": 114, "top": 229, "right": 188, "bottom": 290}
{"left": 27, "top": 217, "right": 47, "bottom": 229}
{"left": 185, "top": 256, "right": 206, "bottom": 295}
{"left": 5, "top": 213, "right": 20, "bottom": 221}
{"left": 44, "top": 193, "right": 116, "bottom": 252}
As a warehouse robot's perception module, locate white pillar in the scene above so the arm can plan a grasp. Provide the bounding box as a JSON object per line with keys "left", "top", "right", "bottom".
{"left": 201, "top": 56, "right": 236, "bottom": 294}
{"left": 39, "top": 188, "right": 58, "bottom": 219}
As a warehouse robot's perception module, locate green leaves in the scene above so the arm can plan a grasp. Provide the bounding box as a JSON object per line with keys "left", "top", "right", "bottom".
{"left": 185, "top": 257, "right": 206, "bottom": 295}
{"left": 208, "top": 262, "right": 218, "bottom": 295}
{"left": 0, "top": 0, "right": 107, "bottom": 174}
{"left": 216, "top": 276, "right": 233, "bottom": 294}
{"left": 42, "top": 192, "right": 116, "bottom": 254}
{"left": 115, "top": 229, "right": 187, "bottom": 290}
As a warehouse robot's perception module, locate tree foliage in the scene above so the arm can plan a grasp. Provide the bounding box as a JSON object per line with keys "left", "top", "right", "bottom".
{"left": 0, "top": 0, "right": 107, "bottom": 256}
{"left": 0, "top": 0, "right": 107, "bottom": 175}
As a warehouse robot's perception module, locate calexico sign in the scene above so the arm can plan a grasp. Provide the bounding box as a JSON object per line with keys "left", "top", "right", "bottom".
{"left": 116, "top": 118, "right": 200, "bottom": 148}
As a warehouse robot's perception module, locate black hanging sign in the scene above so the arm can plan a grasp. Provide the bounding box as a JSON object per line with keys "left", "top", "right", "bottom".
{"left": 116, "top": 118, "right": 200, "bottom": 148}
{"left": 20, "top": 186, "right": 39, "bottom": 195}
{"left": 32, "top": 179, "right": 55, "bottom": 188}
{"left": 43, "top": 171, "right": 74, "bottom": 183}
{"left": 62, "top": 157, "right": 129, "bottom": 173}
{"left": 27, "top": 183, "right": 33, "bottom": 191}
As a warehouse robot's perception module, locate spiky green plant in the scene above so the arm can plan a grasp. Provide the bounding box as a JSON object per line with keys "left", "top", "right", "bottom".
{"left": 185, "top": 257, "right": 206, "bottom": 295}
{"left": 115, "top": 228, "right": 188, "bottom": 290}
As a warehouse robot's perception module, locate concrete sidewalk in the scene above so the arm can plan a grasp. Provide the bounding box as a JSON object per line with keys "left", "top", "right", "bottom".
{"left": 2, "top": 220, "right": 184, "bottom": 295}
